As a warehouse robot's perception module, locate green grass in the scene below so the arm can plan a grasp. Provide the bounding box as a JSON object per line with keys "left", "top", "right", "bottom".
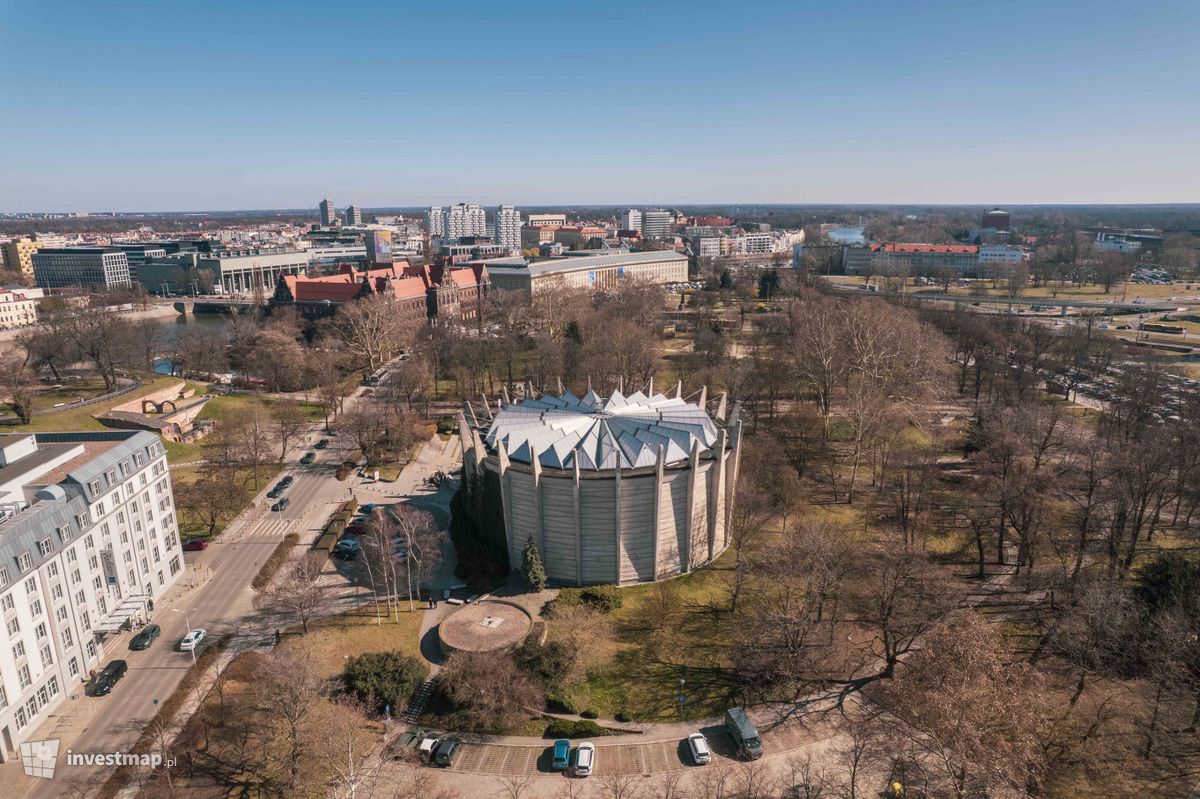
{"left": 173, "top": 464, "right": 282, "bottom": 538}
{"left": 7, "top": 375, "right": 192, "bottom": 434}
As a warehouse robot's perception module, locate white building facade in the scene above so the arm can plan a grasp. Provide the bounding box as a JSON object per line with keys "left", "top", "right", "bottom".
{"left": 447, "top": 203, "right": 487, "bottom": 240}
{"left": 494, "top": 205, "right": 523, "bottom": 252}
{"left": 426, "top": 206, "right": 445, "bottom": 238}
{"left": 0, "top": 431, "right": 183, "bottom": 762}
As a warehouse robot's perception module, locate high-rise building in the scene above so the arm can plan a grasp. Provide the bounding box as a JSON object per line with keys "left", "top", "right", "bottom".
{"left": 32, "top": 248, "right": 132, "bottom": 290}
{"left": 641, "top": 209, "right": 672, "bottom": 239}
{"left": 365, "top": 230, "right": 394, "bottom": 266}
{"left": 620, "top": 209, "right": 643, "bottom": 234}
{"left": 345, "top": 205, "right": 363, "bottom": 226}
{"left": 427, "top": 206, "right": 445, "bottom": 237}
{"left": 319, "top": 199, "right": 337, "bottom": 226}
{"left": 0, "top": 431, "right": 184, "bottom": 760}
{"left": 1, "top": 238, "right": 42, "bottom": 283}
{"left": 447, "top": 203, "right": 487, "bottom": 240}
{"left": 494, "top": 205, "right": 522, "bottom": 251}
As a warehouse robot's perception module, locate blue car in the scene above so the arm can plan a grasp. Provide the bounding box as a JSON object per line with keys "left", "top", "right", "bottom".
{"left": 551, "top": 739, "right": 570, "bottom": 771}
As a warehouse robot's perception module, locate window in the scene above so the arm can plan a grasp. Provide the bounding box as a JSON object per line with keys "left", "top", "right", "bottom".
{"left": 97, "top": 596, "right": 106, "bottom": 615}
{"left": 88, "top": 479, "right": 101, "bottom": 495}
{"left": 29, "top": 599, "right": 41, "bottom": 617}
{"left": 18, "top": 665, "right": 31, "bottom": 689}
{"left": 80, "top": 612, "right": 90, "bottom": 633}
{"left": 55, "top": 605, "right": 66, "bottom": 621}
{"left": 76, "top": 512, "right": 91, "bottom": 529}
{"left": 68, "top": 657, "right": 79, "bottom": 677}
{"left": 117, "top": 512, "right": 125, "bottom": 525}
{"left": 70, "top": 569, "right": 80, "bottom": 585}
{"left": 105, "top": 469, "right": 115, "bottom": 487}
{"left": 34, "top": 622, "right": 47, "bottom": 640}
{"left": 61, "top": 628, "right": 73, "bottom": 648}
{"left": 120, "top": 529, "right": 128, "bottom": 545}
{"left": 141, "top": 558, "right": 149, "bottom": 574}
{"left": 46, "top": 562, "right": 58, "bottom": 578}
{"left": 14, "top": 706, "right": 26, "bottom": 730}
{"left": 127, "top": 569, "right": 137, "bottom": 585}
{"left": 85, "top": 640, "right": 96, "bottom": 659}
{"left": 75, "top": 590, "right": 85, "bottom": 605}
{"left": 66, "top": 549, "right": 77, "bottom": 563}
{"left": 13, "top": 641, "right": 25, "bottom": 659}
{"left": 133, "top": 452, "right": 144, "bottom": 468}
{"left": 139, "top": 473, "right": 147, "bottom": 487}
{"left": 15, "top": 552, "right": 31, "bottom": 572}
{"left": 7, "top": 617, "right": 19, "bottom": 635}
{"left": 152, "top": 546, "right": 160, "bottom": 563}
{"left": 57, "top": 525, "right": 73, "bottom": 543}
{"left": 36, "top": 686, "right": 47, "bottom": 708}
{"left": 122, "top": 551, "right": 131, "bottom": 564}
{"left": 88, "top": 555, "right": 98, "bottom": 571}
{"left": 0, "top": 595, "right": 12, "bottom": 611}
{"left": 92, "top": 576, "right": 101, "bottom": 591}
{"left": 40, "top": 645, "right": 52, "bottom": 667}
{"left": 0, "top": 566, "right": 7, "bottom": 587}
{"left": 51, "top": 584, "right": 62, "bottom": 601}
{"left": 84, "top": 534, "right": 94, "bottom": 550}
{"left": 0, "top": 685, "right": 7, "bottom": 710}
{"left": 96, "top": 501, "right": 105, "bottom": 516}
{"left": 119, "top": 461, "right": 130, "bottom": 478}
{"left": 47, "top": 676, "right": 58, "bottom": 696}
{"left": 24, "top": 577, "right": 35, "bottom": 595}
{"left": 37, "top": 538, "right": 52, "bottom": 557}
{"left": 169, "top": 556, "right": 181, "bottom": 576}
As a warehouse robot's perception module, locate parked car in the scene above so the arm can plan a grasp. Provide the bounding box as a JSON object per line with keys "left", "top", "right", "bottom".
{"left": 129, "top": 624, "right": 161, "bottom": 651}
{"left": 279, "top": 475, "right": 295, "bottom": 488}
{"left": 725, "top": 707, "right": 763, "bottom": 760}
{"left": 182, "top": 538, "right": 208, "bottom": 552}
{"left": 687, "top": 732, "right": 712, "bottom": 765}
{"left": 573, "top": 742, "right": 596, "bottom": 777}
{"left": 552, "top": 739, "right": 571, "bottom": 771}
{"left": 333, "top": 539, "right": 360, "bottom": 561}
{"left": 267, "top": 486, "right": 281, "bottom": 499}
{"left": 179, "top": 629, "right": 207, "bottom": 651}
{"left": 315, "top": 438, "right": 329, "bottom": 449}
{"left": 272, "top": 498, "right": 291, "bottom": 512}
{"left": 300, "top": 452, "right": 316, "bottom": 465}
{"left": 433, "top": 736, "right": 461, "bottom": 767}
{"left": 88, "top": 659, "right": 128, "bottom": 696}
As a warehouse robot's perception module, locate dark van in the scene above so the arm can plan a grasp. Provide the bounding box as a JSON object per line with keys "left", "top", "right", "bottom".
{"left": 725, "top": 707, "right": 763, "bottom": 760}
{"left": 89, "top": 660, "right": 129, "bottom": 696}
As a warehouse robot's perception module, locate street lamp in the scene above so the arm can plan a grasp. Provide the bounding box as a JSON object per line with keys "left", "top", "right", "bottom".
{"left": 172, "top": 608, "right": 196, "bottom": 665}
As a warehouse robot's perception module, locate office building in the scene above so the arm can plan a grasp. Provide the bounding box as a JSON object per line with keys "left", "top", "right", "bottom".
{"left": 196, "top": 247, "right": 309, "bottom": 295}
{"left": 641, "top": 209, "right": 672, "bottom": 239}
{"left": 32, "top": 249, "right": 132, "bottom": 291}
{"left": 345, "top": 205, "right": 363, "bottom": 226}
{"left": 522, "top": 226, "right": 558, "bottom": 247}
{"left": 364, "top": 230, "right": 394, "bottom": 266}
{"left": 843, "top": 243, "right": 981, "bottom": 277}
{"left": 427, "top": 206, "right": 445, "bottom": 238}
{"left": 553, "top": 227, "right": 608, "bottom": 250}
{"left": 447, "top": 203, "right": 487, "bottom": 240}
{"left": 494, "top": 205, "right": 522, "bottom": 251}
{"left": 0, "top": 239, "right": 40, "bottom": 283}
{"left": 0, "top": 288, "right": 43, "bottom": 330}
{"left": 459, "top": 388, "right": 742, "bottom": 585}
{"left": 527, "top": 213, "right": 568, "bottom": 228}
{"left": 620, "top": 209, "right": 643, "bottom": 234}
{"left": 484, "top": 250, "right": 688, "bottom": 295}
{"left": 319, "top": 199, "right": 337, "bottom": 227}
{"left": 0, "top": 431, "right": 183, "bottom": 763}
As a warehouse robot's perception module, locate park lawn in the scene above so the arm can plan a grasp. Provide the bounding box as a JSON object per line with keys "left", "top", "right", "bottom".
{"left": 275, "top": 604, "right": 424, "bottom": 679}
{"left": 172, "top": 464, "right": 281, "bottom": 538}
{"left": 195, "top": 393, "right": 325, "bottom": 424}
{"left": 11, "top": 375, "right": 195, "bottom": 434}
{"left": 29, "top": 377, "right": 113, "bottom": 412}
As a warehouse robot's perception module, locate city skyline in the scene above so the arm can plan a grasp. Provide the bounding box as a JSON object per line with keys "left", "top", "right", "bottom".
{"left": 1, "top": 0, "right": 1197, "bottom": 211}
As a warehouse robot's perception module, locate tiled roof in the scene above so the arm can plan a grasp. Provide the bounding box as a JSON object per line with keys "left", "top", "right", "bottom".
{"left": 873, "top": 243, "right": 979, "bottom": 254}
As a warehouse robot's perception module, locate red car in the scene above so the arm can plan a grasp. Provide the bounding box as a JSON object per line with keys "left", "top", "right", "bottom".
{"left": 182, "top": 538, "right": 209, "bottom": 552}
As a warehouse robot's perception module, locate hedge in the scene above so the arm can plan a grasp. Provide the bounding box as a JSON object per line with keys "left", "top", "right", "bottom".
{"left": 251, "top": 533, "right": 301, "bottom": 591}
{"left": 544, "top": 718, "right": 606, "bottom": 739}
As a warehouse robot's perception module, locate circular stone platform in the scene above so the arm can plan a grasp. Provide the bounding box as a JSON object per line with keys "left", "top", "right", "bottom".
{"left": 437, "top": 600, "right": 533, "bottom": 655}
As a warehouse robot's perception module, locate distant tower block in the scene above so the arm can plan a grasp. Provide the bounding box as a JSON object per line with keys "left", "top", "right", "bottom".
{"left": 460, "top": 387, "right": 742, "bottom": 586}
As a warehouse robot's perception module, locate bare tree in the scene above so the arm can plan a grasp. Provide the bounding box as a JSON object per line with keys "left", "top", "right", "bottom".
{"left": 439, "top": 650, "right": 543, "bottom": 734}
{"left": 271, "top": 401, "right": 309, "bottom": 463}
{"left": 257, "top": 556, "right": 324, "bottom": 634}
{"left": 0, "top": 352, "right": 37, "bottom": 424}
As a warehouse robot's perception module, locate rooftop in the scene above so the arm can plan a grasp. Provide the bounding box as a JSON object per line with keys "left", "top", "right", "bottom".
{"left": 484, "top": 389, "right": 718, "bottom": 470}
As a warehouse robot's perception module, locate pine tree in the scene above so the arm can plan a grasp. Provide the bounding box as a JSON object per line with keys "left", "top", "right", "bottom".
{"left": 523, "top": 537, "right": 547, "bottom": 592}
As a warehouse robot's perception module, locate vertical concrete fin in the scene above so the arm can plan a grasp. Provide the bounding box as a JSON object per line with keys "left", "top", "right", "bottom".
{"left": 652, "top": 444, "right": 665, "bottom": 580}
{"left": 613, "top": 461, "right": 623, "bottom": 584}
{"left": 573, "top": 460, "right": 583, "bottom": 586}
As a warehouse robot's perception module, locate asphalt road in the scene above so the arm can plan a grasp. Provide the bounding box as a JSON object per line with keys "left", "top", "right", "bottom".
{"left": 23, "top": 429, "right": 357, "bottom": 798}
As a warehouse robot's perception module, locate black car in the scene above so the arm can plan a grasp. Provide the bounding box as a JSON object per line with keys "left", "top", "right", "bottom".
{"left": 279, "top": 475, "right": 295, "bottom": 489}
{"left": 88, "top": 660, "right": 128, "bottom": 696}
{"left": 267, "top": 486, "right": 282, "bottom": 499}
{"left": 272, "top": 498, "right": 291, "bottom": 512}
{"left": 433, "top": 736, "right": 461, "bottom": 767}
{"left": 315, "top": 438, "right": 329, "bottom": 449}
{"left": 129, "top": 624, "right": 161, "bottom": 651}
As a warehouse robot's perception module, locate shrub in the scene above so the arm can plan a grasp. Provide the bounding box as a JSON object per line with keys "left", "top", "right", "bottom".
{"left": 436, "top": 416, "right": 457, "bottom": 435}
{"left": 523, "top": 538, "right": 547, "bottom": 592}
{"left": 615, "top": 710, "right": 632, "bottom": 723}
{"left": 251, "top": 533, "right": 300, "bottom": 591}
{"left": 555, "top": 584, "right": 623, "bottom": 614}
{"left": 545, "top": 690, "right": 581, "bottom": 715}
{"left": 343, "top": 651, "right": 429, "bottom": 715}
{"left": 544, "top": 718, "right": 604, "bottom": 739}
{"left": 515, "top": 637, "right": 576, "bottom": 689}
{"left": 580, "top": 709, "right": 598, "bottom": 719}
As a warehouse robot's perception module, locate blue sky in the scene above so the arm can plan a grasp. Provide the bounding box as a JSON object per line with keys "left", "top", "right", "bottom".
{"left": 1, "top": 0, "right": 1197, "bottom": 211}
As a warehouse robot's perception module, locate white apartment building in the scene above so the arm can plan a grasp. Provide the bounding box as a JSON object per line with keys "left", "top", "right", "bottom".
{"left": 446, "top": 203, "right": 487, "bottom": 240}
{"left": 0, "top": 288, "right": 43, "bottom": 330}
{"left": 620, "top": 209, "right": 643, "bottom": 234}
{"left": 426, "top": 206, "right": 445, "bottom": 238}
{"left": 641, "top": 210, "right": 672, "bottom": 239}
{"left": 693, "top": 237, "right": 722, "bottom": 258}
{"left": 0, "top": 431, "right": 183, "bottom": 762}
{"left": 494, "top": 205, "right": 523, "bottom": 252}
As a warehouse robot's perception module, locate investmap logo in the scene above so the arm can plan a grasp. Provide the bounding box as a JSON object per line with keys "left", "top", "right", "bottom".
{"left": 19, "top": 738, "right": 59, "bottom": 779}
{"left": 18, "top": 738, "right": 173, "bottom": 779}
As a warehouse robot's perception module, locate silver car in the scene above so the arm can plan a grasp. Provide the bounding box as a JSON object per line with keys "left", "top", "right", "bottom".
{"left": 687, "top": 732, "right": 711, "bottom": 765}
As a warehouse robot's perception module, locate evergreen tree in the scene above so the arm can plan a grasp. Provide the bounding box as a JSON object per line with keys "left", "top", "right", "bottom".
{"left": 523, "top": 537, "right": 547, "bottom": 592}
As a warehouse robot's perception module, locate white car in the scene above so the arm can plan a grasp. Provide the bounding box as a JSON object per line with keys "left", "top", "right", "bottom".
{"left": 687, "top": 732, "right": 712, "bottom": 765}
{"left": 573, "top": 742, "right": 595, "bottom": 777}
{"left": 179, "top": 628, "right": 207, "bottom": 651}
